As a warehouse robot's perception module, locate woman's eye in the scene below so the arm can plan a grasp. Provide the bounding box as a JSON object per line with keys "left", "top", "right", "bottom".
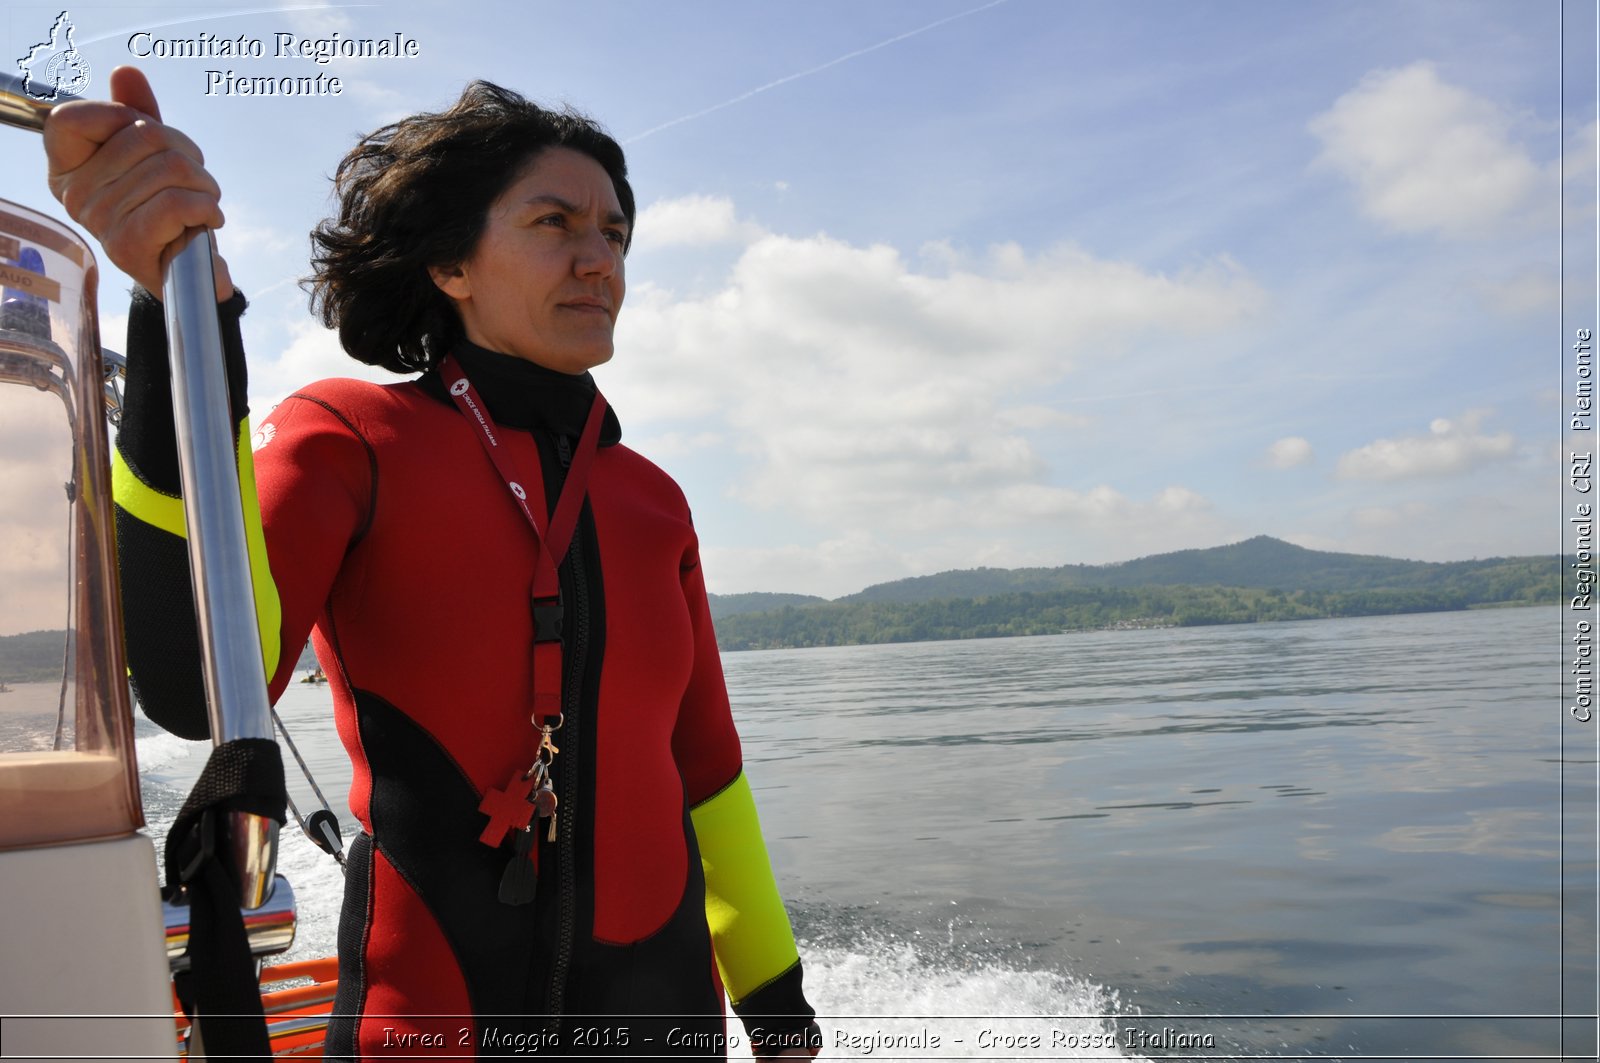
{"left": 537, "top": 214, "right": 566, "bottom": 228}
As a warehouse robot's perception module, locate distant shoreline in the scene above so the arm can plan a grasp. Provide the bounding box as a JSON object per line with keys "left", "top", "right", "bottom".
{"left": 712, "top": 596, "right": 1549, "bottom": 653}
{"left": 0, "top": 598, "right": 1555, "bottom": 677}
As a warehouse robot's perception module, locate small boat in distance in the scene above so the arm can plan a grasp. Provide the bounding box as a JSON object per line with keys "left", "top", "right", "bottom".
{"left": 301, "top": 667, "right": 328, "bottom": 684}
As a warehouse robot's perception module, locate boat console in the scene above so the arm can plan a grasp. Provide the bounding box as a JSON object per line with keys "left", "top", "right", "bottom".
{"left": 0, "top": 196, "right": 188, "bottom": 1061}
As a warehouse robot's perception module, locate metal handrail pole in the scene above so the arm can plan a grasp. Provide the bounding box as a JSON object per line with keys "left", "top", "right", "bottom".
{"left": 163, "top": 230, "right": 279, "bottom": 906}
{"left": 0, "top": 71, "right": 51, "bottom": 131}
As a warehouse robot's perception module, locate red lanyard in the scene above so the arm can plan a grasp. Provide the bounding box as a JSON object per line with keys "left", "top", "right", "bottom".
{"left": 440, "top": 353, "right": 608, "bottom": 730}
{"left": 442, "top": 354, "right": 608, "bottom": 896}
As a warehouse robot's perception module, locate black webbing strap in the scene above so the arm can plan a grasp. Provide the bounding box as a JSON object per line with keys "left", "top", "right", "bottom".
{"left": 163, "top": 737, "right": 287, "bottom": 1061}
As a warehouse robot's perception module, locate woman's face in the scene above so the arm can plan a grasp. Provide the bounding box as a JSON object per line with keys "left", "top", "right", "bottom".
{"left": 431, "top": 147, "right": 629, "bottom": 374}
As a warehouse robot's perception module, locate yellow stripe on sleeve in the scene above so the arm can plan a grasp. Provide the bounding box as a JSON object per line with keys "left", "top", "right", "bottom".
{"left": 691, "top": 770, "right": 801, "bottom": 1005}
{"left": 110, "top": 419, "right": 284, "bottom": 681}
{"left": 236, "top": 421, "right": 282, "bottom": 681}
{"left": 111, "top": 447, "right": 187, "bottom": 538}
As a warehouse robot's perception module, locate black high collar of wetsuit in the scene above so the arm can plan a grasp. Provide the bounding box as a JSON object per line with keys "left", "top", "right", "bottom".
{"left": 418, "top": 339, "right": 622, "bottom": 443}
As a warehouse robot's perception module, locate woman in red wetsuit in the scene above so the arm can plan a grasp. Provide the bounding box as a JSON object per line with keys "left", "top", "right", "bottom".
{"left": 44, "top": 67, "right": 820, "bottom": 1060}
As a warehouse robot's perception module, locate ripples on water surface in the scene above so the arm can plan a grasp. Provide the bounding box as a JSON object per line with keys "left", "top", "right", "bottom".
{"left": 125, "top": 606, "right": 1590, "bottom": 1060}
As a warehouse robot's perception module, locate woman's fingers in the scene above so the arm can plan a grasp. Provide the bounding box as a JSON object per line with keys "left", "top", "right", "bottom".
{"left": 108, "top": 65, "right": 162, "bottom": 121}
{"left": 42, "top": 98, "right": 144, "bottom": 180}
{"left": 42, "top": 67, "right": 224, "bottom": 295}
{"left": 72, "top": 124, "right": 223, "bottom": 234}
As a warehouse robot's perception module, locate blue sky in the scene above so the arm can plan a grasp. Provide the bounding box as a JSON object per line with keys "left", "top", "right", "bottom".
{"left": 5, "top": 0, "right": 1596, "bottom": 599}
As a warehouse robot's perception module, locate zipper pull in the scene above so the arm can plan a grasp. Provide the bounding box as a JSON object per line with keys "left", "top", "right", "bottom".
{"left": 557, "top": 434, "right": 572, "bottom": 468}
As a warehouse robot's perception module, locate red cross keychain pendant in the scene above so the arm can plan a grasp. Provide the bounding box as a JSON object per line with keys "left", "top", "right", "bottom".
{"left": 477, "top": 773, "right": 536, "bottom": 847}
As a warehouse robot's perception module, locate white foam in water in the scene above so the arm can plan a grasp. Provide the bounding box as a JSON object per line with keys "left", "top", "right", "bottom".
{"left": 799, "top": 939, "right": 1151, "bottom": 1061}
{"left": 133, "top": 729, "right": 205, "bottom": 777}
{"left": 269, "top": 814, "right": 350, "bottom": 966}
{"left": 134, "top": 713, "right": 350, "bottom": 966}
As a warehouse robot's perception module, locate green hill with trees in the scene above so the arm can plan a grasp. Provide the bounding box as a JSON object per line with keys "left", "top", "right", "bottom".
{"left": 838, "top": 535, "right": 1552, "bottom": 602}
{"left": 711, "top": 537, "right": 1561, "bottom": 651}
{"left": 0, "top": 629, "right": 71, "bottom": 684}
{"left": 705, "top": 592, "right": 827, "bottom": 618}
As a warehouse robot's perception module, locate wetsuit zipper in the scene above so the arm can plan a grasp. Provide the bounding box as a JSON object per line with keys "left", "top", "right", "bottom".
{"left": 545, "top": 432, "right": 582, "bottom": 1037}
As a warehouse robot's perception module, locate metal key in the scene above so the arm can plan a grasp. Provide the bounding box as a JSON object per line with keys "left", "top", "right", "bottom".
{"left": 535, "top": 782, "right": 558, "bottom": 842}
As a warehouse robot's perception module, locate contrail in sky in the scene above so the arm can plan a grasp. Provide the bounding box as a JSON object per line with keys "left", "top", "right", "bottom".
{"left": 76, "top": 6, "right": 375, "bottom": 49}
{"left": 623, "top": 0, "right": 1011, "bottom": 145}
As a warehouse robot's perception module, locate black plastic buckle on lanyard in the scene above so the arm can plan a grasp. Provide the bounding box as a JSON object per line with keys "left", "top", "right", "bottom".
{"left": 532, "top": 593, "right": 564, "bottom": 642}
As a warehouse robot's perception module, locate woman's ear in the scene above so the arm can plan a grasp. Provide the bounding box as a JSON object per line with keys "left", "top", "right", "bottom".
{"left": 428, "top": 262, "right": 470, "bottom": 301}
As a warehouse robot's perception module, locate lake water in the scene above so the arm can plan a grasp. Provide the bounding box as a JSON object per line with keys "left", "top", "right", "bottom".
{"left": 127, "top": 605, "right": 1595, "bottom": 1061}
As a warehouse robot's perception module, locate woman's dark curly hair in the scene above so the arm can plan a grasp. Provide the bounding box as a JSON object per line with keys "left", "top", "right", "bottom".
{"left": 307, "top": 81, "right": 634, "bottom": 373}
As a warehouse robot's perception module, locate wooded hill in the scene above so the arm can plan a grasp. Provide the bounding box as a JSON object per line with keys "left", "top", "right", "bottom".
{"left": 704, "top": 592, "right": 827, "bottom": 617}
{"left": 707, "top": 536, "right": 1561, "bottom": 651}
{"left": 831, "top": 535, "right": 1545, "bottom": 602}
{"left": 0, "top": 629, "right": 70, "bottom": 684}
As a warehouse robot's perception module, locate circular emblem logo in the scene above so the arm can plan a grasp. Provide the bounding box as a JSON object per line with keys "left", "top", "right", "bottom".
{"left": 251, "top": 423, "right": 277, "bottom": 451}
{"left": 43, "top": 50, "right": 91, "bottom": 99}
{"left": 449, "top": 379, "right": 471, "bottom": 396}
{"left": 510, "top": 482, "right": 526, "bottom": 500}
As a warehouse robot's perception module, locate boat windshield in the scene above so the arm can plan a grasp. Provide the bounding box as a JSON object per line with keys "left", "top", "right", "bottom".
{"left": 0, "top": 199, "right": 143, "bottom": 849}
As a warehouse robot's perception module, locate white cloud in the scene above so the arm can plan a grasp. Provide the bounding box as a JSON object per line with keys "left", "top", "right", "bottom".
{"left": 1564, "top": 119, "right": 1599, "bottom": 230}
{"left": 1570, "top": 120, "right": 1599, "bottom": 182}
{"left": 701, "top": 484, "right": 1225, "bottom": 598}
{"left": 341, "top": 78, "right": 411, "bottom": 117}
{"left": 996, "top": 405, "right": 1092, "bottom": 432}
{"left": 1351, "top": 501, "right": 1431, "bottom": 530}
{"left": 636, "top": 195, "right": 766, "bottom": 248}
{"left": 702, "top": 532, "right": 912, "bottom": 599}
{"left": 1476, "top": 268, "right": 1558, "bottom": 317}
{"left": 629, "top": 429, "right": 726, "bottom": 459}
{"left": 219, "top": 208, "right": 298, "bottom": 258}
{"left": 1285, "top": 471, "right": 1545, "bottom": 564}
{"left": 99, "top": 311, "right": 129, "bottom": 357}
{"left": 1309, "top": 62, "right": 1550, "bottom": 239}
{"left": 975, "top": 483, "right": 1213, "bottom": 526}
{"left": 1335, "top": 410, "right": 1516, "bottom": 481}
{"left": 249, "top": 316, "right": 399, "bottom": 412}
{"left": 1266, "top": 436, "right": 1314, "bottom": 469}
{"left": 609, "top": 232, "right": 1263, "bottom": 538}
{"left": 285, "top": 3, "right": 355, "bottom": 38}
{"left": 1155, "top": 486, "right": 1211, "bottom": 513}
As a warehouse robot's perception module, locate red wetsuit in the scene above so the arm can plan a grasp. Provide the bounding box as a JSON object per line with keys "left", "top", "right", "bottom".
{"left": 113, "top": 292, "right": 818, "bottom": 1059}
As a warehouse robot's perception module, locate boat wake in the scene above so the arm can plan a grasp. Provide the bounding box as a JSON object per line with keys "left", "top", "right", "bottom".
{"left": 135, "top": 726, "right": 1150, "bottom": 1062}
{"left": 800, "top": 935, "right": 1150, "bottom": 1060}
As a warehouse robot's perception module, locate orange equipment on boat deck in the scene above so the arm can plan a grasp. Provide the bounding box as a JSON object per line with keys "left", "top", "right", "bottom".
{"left": 175, "top": 957, "right": 339, "bottom": 1058}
